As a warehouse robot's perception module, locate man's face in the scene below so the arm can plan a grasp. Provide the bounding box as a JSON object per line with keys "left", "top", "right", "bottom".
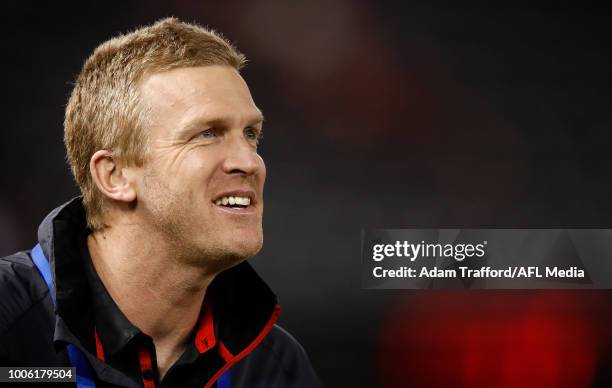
{"left": 134, "top": 65, "right": 265, "bottom": 270}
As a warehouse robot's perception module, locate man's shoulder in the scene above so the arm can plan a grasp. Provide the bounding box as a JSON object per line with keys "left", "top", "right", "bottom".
{"left": 0, "top": 250, "right": 49, "bottom": 334}
{"left": 232, "top": 324, "right": 322, "bottom": 387}
{"left": 0, "top": 251, "right": 65, "bottom": 366}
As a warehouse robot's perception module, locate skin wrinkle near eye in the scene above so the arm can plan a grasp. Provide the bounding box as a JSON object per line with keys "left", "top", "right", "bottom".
{"left": 151, "top": 129, "right": 256, "bottom": 178}
{"left": 147, "top": 137, "right": 194, "bottom": 174}
{"left": 151, "top": 130, "right": 245, "bottom": 176}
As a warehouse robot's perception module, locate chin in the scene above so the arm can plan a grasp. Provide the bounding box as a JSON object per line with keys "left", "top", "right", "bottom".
{"left": 209, "top": 230, "right": 263, "bottom": 262}
{"left": 208, "top": 239, "right": 262, "bottom": 274}
{"left": 227, "top": 235, "right": 263, "bottom": 259}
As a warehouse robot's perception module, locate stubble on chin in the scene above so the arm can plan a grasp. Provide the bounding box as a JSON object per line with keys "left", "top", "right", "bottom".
{"left": 141, "top": 172, "right": 262, "bottom": 273}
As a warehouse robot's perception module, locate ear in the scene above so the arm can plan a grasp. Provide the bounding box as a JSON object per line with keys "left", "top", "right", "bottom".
{"left": 89, "top": 150, "right": 137, "bottom": 203}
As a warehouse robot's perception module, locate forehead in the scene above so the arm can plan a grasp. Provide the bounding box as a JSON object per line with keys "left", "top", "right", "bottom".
{"left": 139, "top": 65, "right": 261, "bottom": 136}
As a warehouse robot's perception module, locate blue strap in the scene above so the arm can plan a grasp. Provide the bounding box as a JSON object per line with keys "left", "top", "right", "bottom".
{"left": 31, "top": 244, "right": 97, "bottom": 388}
{"left": 67, "top": 345, "right": 96, "bottom": 388}
{"left": 217, "top": 370, "right": 231, "bottom": 388}
{"left": 31, "top": 244, "right": 55, "bottom": 304}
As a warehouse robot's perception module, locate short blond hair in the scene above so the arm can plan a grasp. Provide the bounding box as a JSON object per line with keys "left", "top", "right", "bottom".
{"left": 64, "top": 18, "right": 246, "bottom": 230}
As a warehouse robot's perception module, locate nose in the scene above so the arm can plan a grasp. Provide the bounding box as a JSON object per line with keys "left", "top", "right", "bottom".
{"left": 221, "top": 133, "right": 262, "bottom": 177}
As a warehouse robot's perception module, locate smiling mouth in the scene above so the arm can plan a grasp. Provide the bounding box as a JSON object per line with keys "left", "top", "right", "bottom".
{"left": 213, "top": 195, "right": 251, "bottom": 209}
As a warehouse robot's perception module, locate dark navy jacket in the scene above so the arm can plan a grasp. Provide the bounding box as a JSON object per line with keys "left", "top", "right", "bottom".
{"left": 0, "top": 198, "right": 321, "bottom": 387}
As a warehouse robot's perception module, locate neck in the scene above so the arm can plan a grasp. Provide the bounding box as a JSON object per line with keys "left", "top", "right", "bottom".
{"left": 87, "top": 222, "right": 216, "bottom": 378}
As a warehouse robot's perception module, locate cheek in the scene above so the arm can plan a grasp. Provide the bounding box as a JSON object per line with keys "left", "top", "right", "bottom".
{"left": 145, "top": 156, "right": 204, "bottom": 198}
{"left": 182, "top": 151, "right": 221, "bottom": 197}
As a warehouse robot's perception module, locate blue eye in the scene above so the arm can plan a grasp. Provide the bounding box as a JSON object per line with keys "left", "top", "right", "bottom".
{"left": 198, "top": 129, "right": 216, "bottom": 139}
{"left": 244, "top": 128, "right": 260, "bottom": 142}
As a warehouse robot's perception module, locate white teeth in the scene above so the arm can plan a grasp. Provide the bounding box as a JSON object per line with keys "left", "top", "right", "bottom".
{"left": 215, "top": 196, "right": 251, "bottom": 207}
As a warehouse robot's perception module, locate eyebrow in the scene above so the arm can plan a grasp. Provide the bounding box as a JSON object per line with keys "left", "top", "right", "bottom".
{"left": 178, "top": 112, "right": 265, "bottom": 137}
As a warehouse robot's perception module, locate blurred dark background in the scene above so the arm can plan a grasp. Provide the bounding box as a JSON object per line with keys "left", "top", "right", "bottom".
{"left": 2, "top": 2, "right": 611, "bottom": 387}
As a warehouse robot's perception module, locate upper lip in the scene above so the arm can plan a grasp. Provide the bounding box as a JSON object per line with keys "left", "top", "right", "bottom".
{"left": 212, "top": 189, "right": 257, "bottom": 204}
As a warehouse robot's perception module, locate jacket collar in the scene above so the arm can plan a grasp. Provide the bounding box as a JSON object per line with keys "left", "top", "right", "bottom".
{"left": 37, "top": 197, "right": 280, "bottom": 381}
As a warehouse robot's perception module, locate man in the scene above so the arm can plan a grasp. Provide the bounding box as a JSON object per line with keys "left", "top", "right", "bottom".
{"left": 0, "top": 18, "right": 320, "bottom": 387}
